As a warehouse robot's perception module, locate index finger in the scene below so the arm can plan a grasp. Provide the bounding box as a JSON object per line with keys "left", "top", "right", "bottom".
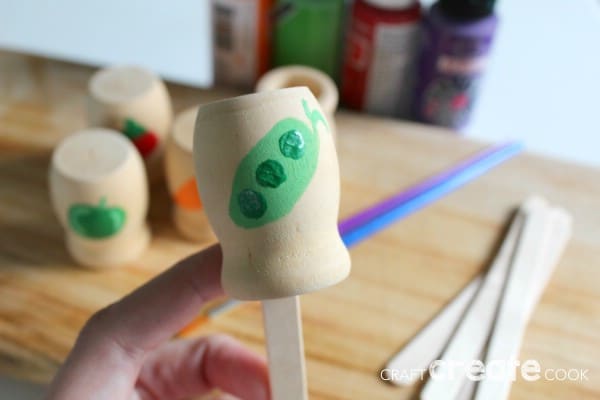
{"left": 46, "top": 244, "right": 224, "bottom": 400}
{"left": 95, "top": 243, "right": 225, "bottom": 352}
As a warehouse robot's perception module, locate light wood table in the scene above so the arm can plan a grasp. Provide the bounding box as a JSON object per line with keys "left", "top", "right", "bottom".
{"left": 0, "top": 51, "right": 598, "bottom": 399}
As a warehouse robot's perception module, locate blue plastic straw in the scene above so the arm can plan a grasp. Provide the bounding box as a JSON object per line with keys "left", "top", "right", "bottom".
{"left": 342, "top": 141, "right": 524, "bottom": 247}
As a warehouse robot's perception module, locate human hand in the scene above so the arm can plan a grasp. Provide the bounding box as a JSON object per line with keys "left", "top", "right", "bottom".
{"left": 46, "top": 245, "right": 270, "bottom": 400}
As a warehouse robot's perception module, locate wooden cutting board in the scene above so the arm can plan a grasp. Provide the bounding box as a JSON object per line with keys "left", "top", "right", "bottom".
{"left": 0, "top": 51, "right": 599, "bottom": 399}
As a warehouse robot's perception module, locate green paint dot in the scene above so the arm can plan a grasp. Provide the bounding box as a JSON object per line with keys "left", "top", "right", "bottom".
{"left": 256, "top": 159, "right": 287, "bottom": 188}
{"left": 122, "top": 118, "right": 146, "bottom": 140}
{"left": 238, "top": 189, "right": 267, "bottom": 219}
{"left": 279, "top": 130, "right": 305, "bottom": 160}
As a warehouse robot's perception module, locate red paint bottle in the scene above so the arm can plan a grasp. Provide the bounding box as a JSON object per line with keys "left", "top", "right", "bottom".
{"left": 341, "top": 0, "right": 421, "bottom": 118}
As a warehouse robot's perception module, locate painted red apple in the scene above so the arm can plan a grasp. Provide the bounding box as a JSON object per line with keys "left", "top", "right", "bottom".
{"left": 122, "top": 118, "right": 159, "bottom": 158}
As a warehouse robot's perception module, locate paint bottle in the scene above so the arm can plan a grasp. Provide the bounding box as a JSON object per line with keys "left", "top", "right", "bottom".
{"left": 273, "top": 0, "right": 345, "bottom": 81}
{"left": 413, "top": 0, "right": 498, "bottom": 129}
{"left": 212, "top": 0, "right": 272, "bottom": 88}
{"left": 341, "top": 0, "right": 421, "bottom": 118}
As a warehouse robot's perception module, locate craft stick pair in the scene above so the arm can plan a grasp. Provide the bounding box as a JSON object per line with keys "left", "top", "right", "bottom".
{"left": 384, "top": 196, "right": 571, "bottom": 400}
{"left": 385, "top": 205, "right": 526, "bottom": 388}
{"left": 385, "top": 276, "right": 482, "bottom": 386}
{"left": 420, "top": 205, "right": 527, "bottom": 398}
{"left": 473, "top": 200, "right": 571, "bottom": 400}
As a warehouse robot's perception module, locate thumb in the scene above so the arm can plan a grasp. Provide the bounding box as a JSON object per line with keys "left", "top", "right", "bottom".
{"left": 135, "top": 335, "right": 270, "bottom": 400}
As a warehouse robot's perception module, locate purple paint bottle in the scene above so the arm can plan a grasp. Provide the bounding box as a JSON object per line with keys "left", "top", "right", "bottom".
{"left": 413, "top": 0, "right": 498, "bottom": 130}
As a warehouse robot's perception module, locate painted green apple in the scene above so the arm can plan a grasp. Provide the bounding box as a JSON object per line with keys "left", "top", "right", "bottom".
{"left": 68, "top": 197, "right": 127, "bottom": 239}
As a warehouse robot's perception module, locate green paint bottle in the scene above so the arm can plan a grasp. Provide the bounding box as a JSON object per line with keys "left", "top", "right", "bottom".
{"left": 273, "top": 0, "right": 345, "bottom": 81}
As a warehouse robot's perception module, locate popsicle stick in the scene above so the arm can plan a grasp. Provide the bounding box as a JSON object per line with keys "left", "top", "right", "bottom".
{"left": 456, "top": 372, "right": 478, "bottom": 400}
{"left": 262, "top": 296, "right": 308, "bottom": 400}
{"left": 474, "top": 207, "right": 572, "bottom": 400}
{"left": 531, "top": 208, "right": 572, "bottom": 300}
{"left": 451, "top": 210, "right": 571, "bottom": 400}
{"left": 420, "top": 199, "right": 536, "bottom": 400}
{"left": 385, "top": 275, "right": 482, "bottom": 386}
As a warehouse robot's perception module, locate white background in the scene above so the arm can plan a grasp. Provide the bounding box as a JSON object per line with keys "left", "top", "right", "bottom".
{"left": 0, "top": 0, "right": 213, "bottom": 86}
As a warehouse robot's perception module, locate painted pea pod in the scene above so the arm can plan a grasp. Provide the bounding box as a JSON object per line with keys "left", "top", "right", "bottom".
{"left": 194, "top": 88, "right": 350, "bottom": 300}
{"left": 229, "top": 100, "right": 327, "bottom": 229}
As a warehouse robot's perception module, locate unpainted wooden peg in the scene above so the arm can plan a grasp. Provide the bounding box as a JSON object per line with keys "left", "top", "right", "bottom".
{"left": 87, "top": 65, "right": 173, "bottom": 181}
{"left": 164, "top": 106, "right": 215, "bottom": 242}
{"left": 49, "top": 128, "right": 150, "bottom": 268}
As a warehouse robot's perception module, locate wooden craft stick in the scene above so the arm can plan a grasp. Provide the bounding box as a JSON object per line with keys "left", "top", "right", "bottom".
{"left": 385, "top": 275, "right": 482, "bottom": 386}
{"left": 263, "top": 296, "right": 308, "bottom": 400}
{"left": 474, "top": 207, "right": 572, "bottom": 400}
{"left": 531, "top": 208, "right": 572, "bottom": 303}
{"left": 420, "top": 199, "right": 537, "bottom": 400}
{"left": 456, "top": 374, "right": 478, "bottom": 400}
{"left": 452, "top": 212, "right": 571, "bottom": 399}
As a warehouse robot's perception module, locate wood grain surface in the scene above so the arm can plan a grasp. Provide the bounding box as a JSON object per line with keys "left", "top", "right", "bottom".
{"left": 0, "top": 51, "right": 599, "bottom": 399}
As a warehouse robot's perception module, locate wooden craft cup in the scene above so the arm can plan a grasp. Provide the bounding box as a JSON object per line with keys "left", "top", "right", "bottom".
{"left": 194, "top": 87, "right": 350, "bottom": 300}
{"left": 49, "top": 129, "right": 150, "bottom": 268}
{"left": 87, "top": 65, "right": 173, "bottom": 181}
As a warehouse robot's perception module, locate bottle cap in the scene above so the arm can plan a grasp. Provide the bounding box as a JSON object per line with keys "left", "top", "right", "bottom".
{"left": 439, "top": 0, "right": 497, "bottom": 19}
{"left": 364, "top": 0, "right": 417, "bottom": 10}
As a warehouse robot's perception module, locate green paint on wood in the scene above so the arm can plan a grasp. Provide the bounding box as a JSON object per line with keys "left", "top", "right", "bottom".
{"left": 302, "top": 98, "right": 328, "bottom": 135}
{"left": 68, "top": 197, "right": 126, "bottom": 239}
{"left": 238, "top": 189, "right": 267, "bottom": 219}
{"left": 229, "top": 99, "right": 326, "bottom": 228}
{"left": 256, "top": 159, "right": 287, "bottom": 188}
{"left": 122, "top": 118, "right": 146, "bottom": 140}
{"left": 279, "top": 130, "right": 305, "bottom": 160}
